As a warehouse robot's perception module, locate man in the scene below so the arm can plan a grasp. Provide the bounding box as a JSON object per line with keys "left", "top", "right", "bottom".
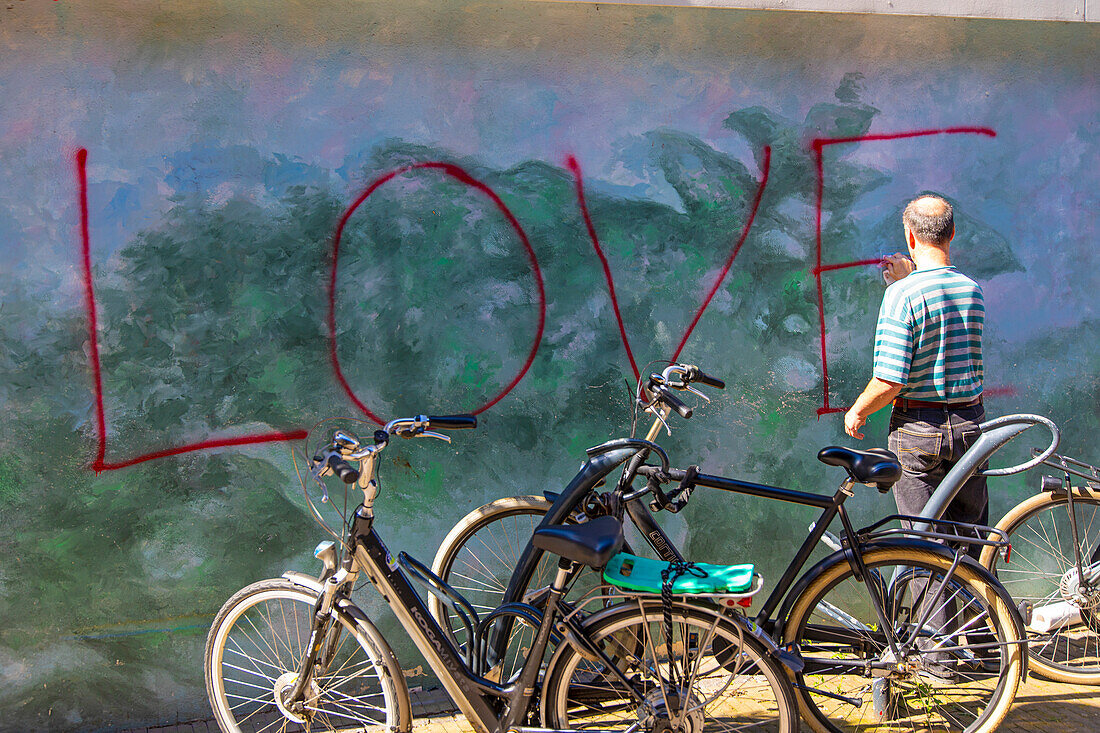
{"left": 844, "top": 194, "right": 988, "bottom": 537}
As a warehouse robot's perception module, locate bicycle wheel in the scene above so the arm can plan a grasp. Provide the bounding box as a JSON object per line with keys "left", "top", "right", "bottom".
{"left": 783, "top": 547, "right": 1021, "bottom": 733}
{"left": 205, "top": 578, "right": 410, "bottom": 733}
{"left": 542, "top": 600, "right": 798, "bottom": 733}
{"left": 432, "top": 495, "right": 614, "bottom": 678}
{"left": 430, "top": 495, "right": 553, "bottom": 630}
{"left": 979, "top": 490, "right": 1100, "bottom": 684}
{"left": 429, "top": 497, "right": 556, "bottom": 675}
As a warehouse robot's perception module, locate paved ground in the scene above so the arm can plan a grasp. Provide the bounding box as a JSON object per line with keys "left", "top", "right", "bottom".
{"left": 406, "top": 676, "right": 1100, "bottom": 733}
{"left": 120, "top": 674, "right": 1100, "bottom": 732}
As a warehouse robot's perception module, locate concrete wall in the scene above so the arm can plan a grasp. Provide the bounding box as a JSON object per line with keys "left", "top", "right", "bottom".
{"left": 1, "top": 1, "right": 1097, "bottom": 728}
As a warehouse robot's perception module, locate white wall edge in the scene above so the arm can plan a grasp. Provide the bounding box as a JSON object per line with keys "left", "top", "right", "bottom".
{"left": 531, "top": 0, "right": 1094, "bottom": 23}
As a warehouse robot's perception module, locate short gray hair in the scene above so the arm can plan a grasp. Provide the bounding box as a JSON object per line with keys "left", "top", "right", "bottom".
{"left": 903, "top": 195, "right": 954, "bottom": 246}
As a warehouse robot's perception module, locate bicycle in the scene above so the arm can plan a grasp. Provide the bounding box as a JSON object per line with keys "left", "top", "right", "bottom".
{"left": 855, "top": 411, "right": 1100, "bottom": 685}
{"left": 203, "top": 413, "right": 800, "bottom": 733}
{"left": 978, "top": 450, "right": 1100, "bottom": 684}
{"left": 430, "top": 366, "right": 1027, "bottom": 733}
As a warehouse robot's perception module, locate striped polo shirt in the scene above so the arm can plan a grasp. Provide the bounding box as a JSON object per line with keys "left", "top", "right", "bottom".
{"left": 872, "top": 266, "right": 984, "bottom": 401}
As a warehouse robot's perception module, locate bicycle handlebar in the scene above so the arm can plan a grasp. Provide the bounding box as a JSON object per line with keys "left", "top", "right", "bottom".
{"left": 326, "top": 453, "right": 361, "bottom": 484}
{"left": 651, "top": 384, "right": 693, "bottom": 419}
{"left": 682, "top": 365, "right": 725, "bottom": 389}
{"left": 641, "top": 363, "right": 725, "bottom": 426}
{"left": 312, "top": 413, "right": 477, "bottom": 480}
{"left": 425, "top": 415, "right": 478, "bottom": 430}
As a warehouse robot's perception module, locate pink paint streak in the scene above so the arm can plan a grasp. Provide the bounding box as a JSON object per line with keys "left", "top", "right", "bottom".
{"left": 811, "top": 127, "right": 998, "bottom": 417}
{"left": 75, "top": 148, "right": 306, "bottom": 472}
{"left": 568, "top": 146, "right": 772, "bottom": 376}
{"left": 566, "top": 155, "right": 640, "bottom": 382}
{"left": 328, "top": 162, "right": 546, "bottom": 424}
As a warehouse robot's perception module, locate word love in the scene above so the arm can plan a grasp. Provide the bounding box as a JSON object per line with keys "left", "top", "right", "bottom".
{"left": 75, "top": 126, "right": 994, "bottom": 470}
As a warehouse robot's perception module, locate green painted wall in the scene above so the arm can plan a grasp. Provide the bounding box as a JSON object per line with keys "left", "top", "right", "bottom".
{"left": 0, "top": 1, "right": 1097, "bottom": 728}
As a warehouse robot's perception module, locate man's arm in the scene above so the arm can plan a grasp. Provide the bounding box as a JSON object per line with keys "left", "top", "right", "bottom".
{"left": 844, "top": 377, "right": 903, "bottom": 440}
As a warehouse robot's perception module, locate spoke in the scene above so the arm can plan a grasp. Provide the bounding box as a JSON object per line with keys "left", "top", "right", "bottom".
{"left": 221, "top": 660, "right": 284, "bottom": 687}
{"left": 225, "top": 642, "right": 287, "bottom": 676}
{"left": 245, "top": 605, "right": 296, "bottom": 670}
{"left": 225, "top": 691, "right": 276, "bottom": 706}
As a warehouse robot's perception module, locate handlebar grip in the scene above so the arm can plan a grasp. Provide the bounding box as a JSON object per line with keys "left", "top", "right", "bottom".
{"left": 428, "top": 415, "right": 478, "bottom": 430}
{"left": 327, "top": 455, "right": 361, "bottom": 484}
{"left": 653, "top": 384, "right": 693, "bottom": 419}
{"left": 686, "top": 366, "right": 725, "bottom": 389}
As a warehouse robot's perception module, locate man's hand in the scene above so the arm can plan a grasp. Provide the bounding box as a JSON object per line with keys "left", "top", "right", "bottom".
{"left": 845, "top": 378, "right": 903, "bottom": 441}
{"left": 844, "top": 408, "right": 867, "bottom": 440}
{"left": 882, "top": 253, "right": 915, "bottom": 285}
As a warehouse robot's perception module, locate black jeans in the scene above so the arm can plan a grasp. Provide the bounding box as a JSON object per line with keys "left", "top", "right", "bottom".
{"left": 888, "top": 403, "right": 988, "bottom": 547}
{"left": 888, "top": 403, "right": 988, "bottom": 672}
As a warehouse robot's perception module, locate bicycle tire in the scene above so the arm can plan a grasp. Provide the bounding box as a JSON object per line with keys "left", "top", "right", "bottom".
{"left": 542, "top": 600, "right": 799, "bottom": 733}
{"left": 205, "top": 578, "right": 411, "bottom": 733}
{"left": 782, "top": 547, "right": 1021, "bottom": 733}
{"left": 979, "top": 489, "right": 1100, "bottom": 684}
{"left": 429, "top": 496, "right": 557, "bottom": 676}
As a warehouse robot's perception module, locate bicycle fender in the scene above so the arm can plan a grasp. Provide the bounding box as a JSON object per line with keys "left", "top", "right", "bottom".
{"left": 575, "top": 599, "right": 803, "bottom": 673}
{"left": 337, "top": 600, "right": 414, "bottom": 732}
{"left": 282, "top": 570, "right": 324, "bottom": 593}
{"left": 281, "top": 570, "right": 414, "bottom": 731}
{"left": 773, "top": 537, "right": 1028, "bottom": 680}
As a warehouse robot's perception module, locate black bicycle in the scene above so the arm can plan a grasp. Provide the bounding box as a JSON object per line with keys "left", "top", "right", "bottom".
{"left": 203, "top": 414, "right": 800, "bottom": 733}
{"left": 430, "top": 366, "right": 1027, "bottom": 733}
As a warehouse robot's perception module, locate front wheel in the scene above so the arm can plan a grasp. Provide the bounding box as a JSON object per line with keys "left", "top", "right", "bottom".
{"left": 782, "top": 547, "right": 1021, "bottom": 733}
{"left": 979, "top": 490, "right": 1100, "bottom": 684}
{"left": 205, "top": 578, "right": 410, "bottom": 733}
{"left": 542, "top": 600, "right": 799, "bottom": 733}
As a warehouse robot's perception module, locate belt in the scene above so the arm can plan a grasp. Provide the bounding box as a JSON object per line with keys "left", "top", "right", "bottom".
{"left": 894, "top": 396, "right": 983, "bottom": 410}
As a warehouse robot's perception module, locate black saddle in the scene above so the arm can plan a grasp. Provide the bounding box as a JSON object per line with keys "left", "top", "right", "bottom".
{"left": 533, "top": 515, "right": 624, "bottom": 568}
{"left": 818, "top": 446, "right": 902, "bottom": 490}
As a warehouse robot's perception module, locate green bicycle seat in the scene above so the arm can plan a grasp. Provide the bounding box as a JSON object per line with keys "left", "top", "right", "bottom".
{"left": 603, "top": 553, "right": 755, "bottom": 595}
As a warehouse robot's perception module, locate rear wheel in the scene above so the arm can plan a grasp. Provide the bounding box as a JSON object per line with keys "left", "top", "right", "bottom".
{"left": 431, "top": 495, "right": 617, "bottom": 681}
{"left": 783, "top": 547, "right": 1021, "bottom": 733}
{"left": 542, "top": 601, "right": 798, "bottom": 733}
{"left": 429, "top": 496, "right": 557, "bottom": 680}
{"left": 979, "top": 491, "right": 1100, "bottom": 684}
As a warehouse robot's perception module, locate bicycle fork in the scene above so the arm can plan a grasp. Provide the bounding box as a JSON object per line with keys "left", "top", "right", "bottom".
{"left": 280, "top": 568, "right": 352, "bottom": 720}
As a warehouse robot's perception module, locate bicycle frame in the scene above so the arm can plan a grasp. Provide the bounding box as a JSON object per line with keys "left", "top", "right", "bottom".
{"left": 298, "top": 444, "right": 658, "bottom": 733}
{"left": 497, "top": 441, "right": 1026, "bottom": 677}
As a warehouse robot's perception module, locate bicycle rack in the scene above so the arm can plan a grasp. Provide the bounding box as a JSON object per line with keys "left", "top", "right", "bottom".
{"left": 911, "top": 413, "right": 1061, "bottom": 532}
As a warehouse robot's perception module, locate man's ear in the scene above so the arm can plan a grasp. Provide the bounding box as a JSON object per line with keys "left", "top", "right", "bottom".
{"left": 905, "top": 226, "right": 916, "bottom": 250}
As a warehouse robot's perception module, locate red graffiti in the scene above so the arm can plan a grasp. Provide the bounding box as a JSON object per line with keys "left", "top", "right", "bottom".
{"left": 811, "top": 127, "right": 997, "bottom": 416}
{"left": 328, "top": 163, "right": 546, "bottom": 425}
{"left": 567, "top": 146, "right": 772, "bottom": 379}
{"left": 75, "top": 149, "right": 307, "bottom": 472}
{"left": 566, "top": 156, "right": 640, "bottom": 381}
{"left": 74, "top": 124, "right": 1007, "bottom": 470}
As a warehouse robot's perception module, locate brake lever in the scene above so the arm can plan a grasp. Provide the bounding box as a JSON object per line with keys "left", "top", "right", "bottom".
{"left": 419, "top": 430, "right": 451, "bottom": 443}
{"left": 645, "top": 404, "right": 672, "bottom": 436}
{"left": 683, "top": 384, "right": 711, "bottom": 403}
{"left": 310, "top": 450, "right": 334, "bottom": 478}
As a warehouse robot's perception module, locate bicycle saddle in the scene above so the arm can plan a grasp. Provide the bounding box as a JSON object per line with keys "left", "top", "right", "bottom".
{"left": 818, "top": 446, "right": 902, "bottom": 489}
{"left": 533, "top": 515, "right": 624, "bottom": 568}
